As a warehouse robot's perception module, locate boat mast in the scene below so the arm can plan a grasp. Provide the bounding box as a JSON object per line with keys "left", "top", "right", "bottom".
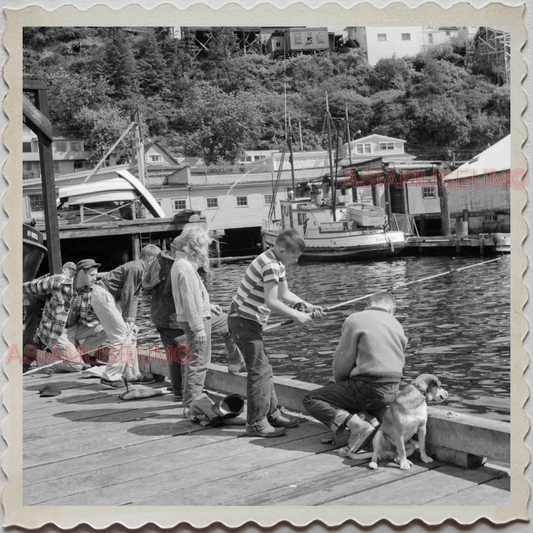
{"left": 325, "top": 93, "right": 336, "bottom": 221}
{"left": 345, "top": 100, "right": 353, "bottom": 167}
{"left": 287, "top": 112, "right": 296, "bottom": 197}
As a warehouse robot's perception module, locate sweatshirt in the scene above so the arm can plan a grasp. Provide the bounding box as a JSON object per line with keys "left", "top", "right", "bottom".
{"left": 333, "top": 306, "right": 407, "bottom": 383}
{"left": 170, "top": 252, "right": 211, "bottom": 335}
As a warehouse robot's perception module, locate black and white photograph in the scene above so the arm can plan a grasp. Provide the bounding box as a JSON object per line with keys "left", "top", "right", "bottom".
{"left": 1, "top": 1, "right": 530, "bottom": 530}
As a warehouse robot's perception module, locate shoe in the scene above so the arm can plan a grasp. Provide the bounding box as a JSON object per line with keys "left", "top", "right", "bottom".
{"left": 346, "top": 415, "right": 376, "bottom": 454}
{"left": 153, "top": 374, "right": 166, "bottom": 382}
{"left": 129, "top": 373, "right": 155, "bottom": 384}
{"left": 173, "top": 395, "right": 183, "bottom": 402}
{"left": 268, "top": 413, "right": 299, "bottom": 428}
{"left": 228, "top": 363, "right": 247, "bottom": 375}
{"left": 100, "top": 378, "right": 125, "bottom": 389}
{"left": 246, "top": 423, "right": 287, "bottom": 438}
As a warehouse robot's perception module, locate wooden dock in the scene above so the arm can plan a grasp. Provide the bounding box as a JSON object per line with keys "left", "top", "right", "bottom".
{"left": 23, "top": 370, "right": 510, "bottom": 508}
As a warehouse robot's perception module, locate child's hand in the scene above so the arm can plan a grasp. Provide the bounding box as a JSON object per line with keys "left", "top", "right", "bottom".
{"left": 195, "top": 329, "right": 207, "bottom": 343}
{"left": 308, "top": 305, "right": 324, "bottom": 318}
{"left": 210, "top": 304, "right": 222, "bottom": 315}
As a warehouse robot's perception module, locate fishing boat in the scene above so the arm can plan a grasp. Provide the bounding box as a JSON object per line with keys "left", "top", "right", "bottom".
{"left": 261, "top": 96, "right": 406, "bottom": 261}
{"left": 23, "top": 223, "right": 47, "bottom": 282}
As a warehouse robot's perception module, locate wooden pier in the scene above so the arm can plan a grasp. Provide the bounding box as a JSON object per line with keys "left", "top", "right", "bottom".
{"left": 403, "top": 233, "right": 510, "bottom": 256}
{"left": 23, "top": 367, "right": 510, "bottom": 509}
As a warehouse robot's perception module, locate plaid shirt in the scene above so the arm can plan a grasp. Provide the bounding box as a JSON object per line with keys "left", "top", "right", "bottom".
{"left": 23, "top": 273, "right": 100, "bottom": 347}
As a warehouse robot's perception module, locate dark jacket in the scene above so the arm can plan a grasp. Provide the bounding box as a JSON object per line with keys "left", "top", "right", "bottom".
{"left": 142, "top": 252, "right": 180, "bottom": 329}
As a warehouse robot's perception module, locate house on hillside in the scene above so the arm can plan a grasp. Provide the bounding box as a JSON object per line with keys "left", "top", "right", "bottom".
{"left": 337, "top": 134, "right": 417, "bottom": 165}
{"left": 346, "top": 26, "right": 477, "bottom": 65}
{"left": 23, "top": 125, "right": 92, "bottom": 180}
{"left": 266, "top": 27, "right": 335, "bottom": 57}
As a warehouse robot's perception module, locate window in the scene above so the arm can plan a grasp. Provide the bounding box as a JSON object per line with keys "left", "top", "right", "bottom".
{"left": 74, "top": 160, "right": 87, "bottom": 170}
{"left": 275, "top": 41, "right": 281, "bottom": 48}
{"left": 54, "top": 161, "right": 61, "bottom": 174}
{"left": 428, "top": 33, "right": 434, "bottom": 44}
{"left": 206, "top": 198, "right": 218, "bottom": 209}
{"left": 356, "top": 143, "right": 372, "bottom": 154}
{"left": 306, "top": 32, "right": 313, "bottom": 44}
{"left": 401, "top": 33, "right": 411, "bottom": 41}
{"left": 317, "top": 32, "right": 325, "bottom": 44}
{"left": 23, "top": 161, "right": 34, "bottom": 172}
{"left": 236, "top": 196, "right": 248, "bottom": 207}
{"left": 379, "top": 142, "right": 395, "bottom": 151}
{"left": 484, "top": 214, "right": 498, "bottom": 222}
{"left": 70, "top": 141, "right": 83, "bottom": 151}
{"left": 446, "top": 31, "right": 451, "bottom": 36}
{"left": 297, "top": 213, "right": 308, "bottom": 225}
{"left": 172, "top": 199, "right": 187, "bottom": 211}
{"left": 264, "top": 194, "right": 274, "bottom": 205}
{"left": 423, "top": 187, "right": 436, "bottom": 199}
{"left": 54, "top": 141, "right": 67, "bottom": 152}
{"left": 29, "top": 195, "right": 45, "bottom": 212}
{"left": 148, "top": 154, "right": 163, "bottom": 163}
{"left": 377, "top": 33, "right": 387, "bottom": 42}
{"left": 23, "top": 142, "right": 32, "bottom": 153}
{"left": 295, "top": 32, "right": 302, "bottom": 44}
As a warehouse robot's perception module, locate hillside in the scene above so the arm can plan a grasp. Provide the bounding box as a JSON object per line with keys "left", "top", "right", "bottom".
{"left": 23, "top": 27, "right": 510, "bottom": 166}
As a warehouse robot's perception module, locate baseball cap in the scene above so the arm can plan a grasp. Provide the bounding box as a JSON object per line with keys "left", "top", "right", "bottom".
{"left": 76, "top": 259, "right": 101, "bottom": 271}
{"left": 63, "top": 261, "right": 76, "bottom": 270}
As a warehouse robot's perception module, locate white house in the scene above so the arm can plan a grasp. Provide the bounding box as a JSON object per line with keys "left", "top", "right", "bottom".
{"left": 346, "top": 26, "right": 478, "bottom": 65}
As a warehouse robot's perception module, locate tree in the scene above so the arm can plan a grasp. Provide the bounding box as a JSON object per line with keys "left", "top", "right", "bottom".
{"left": 177, "top": 84, "right": 262, "bottom": 164}
{"left": 72, "top": 104, "right": 131, "bottom": 163}
{"left": 104, "top": 28, "right": 137, "bottom": 99}
{"left": 135, "top": 31, "right": 168, "bottom": 97}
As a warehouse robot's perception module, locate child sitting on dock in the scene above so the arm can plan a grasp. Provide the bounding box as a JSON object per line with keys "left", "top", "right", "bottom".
{"left": 228, "top": 229, "right": 324, "bottom": 438}
{"left": 303, "top": 291, "right": 407, "bottom": 454}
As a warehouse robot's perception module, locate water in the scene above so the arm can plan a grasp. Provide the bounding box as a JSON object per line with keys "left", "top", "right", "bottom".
{"left": 137, "top": 255, "right": 511, "bottom": 422}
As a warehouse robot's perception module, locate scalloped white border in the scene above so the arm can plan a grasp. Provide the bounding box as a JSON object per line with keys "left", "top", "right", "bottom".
{"left": 1, "top": 1, "right": 529, "bottom": 529}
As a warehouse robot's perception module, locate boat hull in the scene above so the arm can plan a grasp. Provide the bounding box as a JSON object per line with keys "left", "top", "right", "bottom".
{"left": 262, "top": 228, "right": 406, "bottom": 262}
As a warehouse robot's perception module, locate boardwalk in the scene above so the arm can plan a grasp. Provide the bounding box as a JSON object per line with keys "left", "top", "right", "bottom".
{"left": 23, "top": 371, "right": 510, "bottom": 507}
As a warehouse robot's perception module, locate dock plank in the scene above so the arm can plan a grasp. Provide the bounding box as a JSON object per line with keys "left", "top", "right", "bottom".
{"left": 324, "top": 464, "right": 507, "bottom": 506}
{"left": 236, "top": 456, "right": 440, "bottom": 506}
{"left": 24, "top": 421, "right": 330, "bottom": 506}
{"left": 428, "top": 476, "right": 510, "bottom": 506}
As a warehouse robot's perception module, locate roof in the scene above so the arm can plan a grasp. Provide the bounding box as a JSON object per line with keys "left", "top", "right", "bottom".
{"left": 445, "top": 135, "right": 510, "bottom": 181}
{"left": 353, "top": 134, "right": 407, "bottom": 144}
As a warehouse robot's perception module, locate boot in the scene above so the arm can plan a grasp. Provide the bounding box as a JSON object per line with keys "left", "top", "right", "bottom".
{"left": 346, "top": 414, "right": 376, "bottom": 454}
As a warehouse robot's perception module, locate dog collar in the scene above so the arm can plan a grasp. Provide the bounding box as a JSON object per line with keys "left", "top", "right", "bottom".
{"left": 412, "top": 382, "right": 428, "bottom": 401}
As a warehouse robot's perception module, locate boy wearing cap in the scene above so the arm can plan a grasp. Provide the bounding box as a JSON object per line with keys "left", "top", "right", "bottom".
{"left": 23, "top": 259, "right": 106, "bottom": 372}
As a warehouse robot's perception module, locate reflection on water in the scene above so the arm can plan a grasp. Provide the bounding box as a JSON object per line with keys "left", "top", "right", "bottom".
{"left": 137, "top": 255, "right": 510, "bottom": 421}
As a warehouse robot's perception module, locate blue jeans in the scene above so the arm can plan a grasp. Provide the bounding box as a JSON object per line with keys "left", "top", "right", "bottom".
{"left": 228, "top": 315, "right": 280, "bottom": 426}
{"left": 303, "top": 379, "right": 399, "bottom": 429}
{"left": 178, "top": 318, "right": 212, "bottom": 408}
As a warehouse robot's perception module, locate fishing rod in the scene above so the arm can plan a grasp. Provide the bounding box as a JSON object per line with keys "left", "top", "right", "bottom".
{"left": 264, "top": 256, "right": 504, "bottom": 332}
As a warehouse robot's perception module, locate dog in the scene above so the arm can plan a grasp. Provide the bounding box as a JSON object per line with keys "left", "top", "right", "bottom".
{"left": 368, "top": 373, "right": 449, "bottom": 470}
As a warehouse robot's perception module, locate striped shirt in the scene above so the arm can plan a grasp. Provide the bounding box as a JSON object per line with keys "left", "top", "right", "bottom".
{"left": 231, "top": 249, "right": 285, "bottom": 327}
{"left": 23, "top": 274, "right": 100, "bottom": 348}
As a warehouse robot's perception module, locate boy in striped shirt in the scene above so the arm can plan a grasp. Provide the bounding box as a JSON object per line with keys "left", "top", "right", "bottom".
{"left": 229, "top": 229, "right": 323, "bottom": 438}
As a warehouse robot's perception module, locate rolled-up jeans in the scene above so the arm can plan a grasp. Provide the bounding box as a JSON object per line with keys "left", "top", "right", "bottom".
{"left": 91, "top": 284, "right": 139, "bottom": 382}
{"left": 303, "top": 379, "right": 399, "bottom": 429}
{"left": 227, "top": 315, "right": 280, "bottom": 426}
{"left": 178, "top": 318, "right": 211, "bottom": 408}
